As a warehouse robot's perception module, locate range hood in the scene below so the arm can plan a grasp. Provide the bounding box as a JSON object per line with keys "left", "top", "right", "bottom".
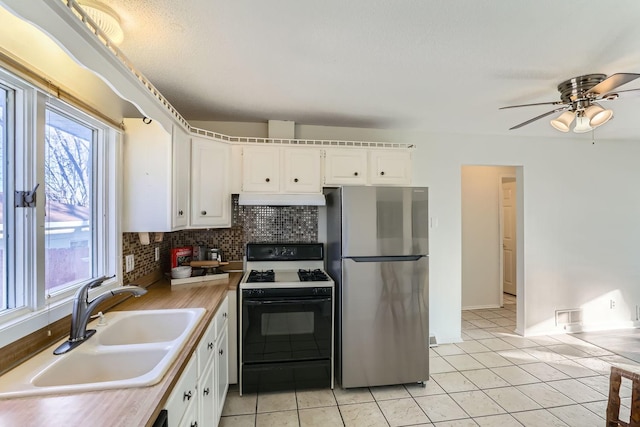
{"left": 238, "top": 193, "right": 326, "bottom": 206}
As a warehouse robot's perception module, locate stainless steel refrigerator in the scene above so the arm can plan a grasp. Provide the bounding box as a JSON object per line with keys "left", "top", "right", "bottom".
{"left": 326, "top": 186, "right": 429, "bottom": 388}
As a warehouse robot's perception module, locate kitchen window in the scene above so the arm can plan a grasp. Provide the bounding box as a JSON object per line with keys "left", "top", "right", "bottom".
{"left": 0, "top": 66, "right": 118, "bottom": 335}
{"left": 44, "top": 108, "right": 95, "bottom": 294}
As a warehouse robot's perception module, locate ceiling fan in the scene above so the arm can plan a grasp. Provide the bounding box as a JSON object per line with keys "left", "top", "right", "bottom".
{"left": 501, "top": 73, "right": 640, "bottom": 133}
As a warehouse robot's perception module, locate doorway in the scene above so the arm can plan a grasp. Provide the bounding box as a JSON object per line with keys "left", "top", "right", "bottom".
{"left": 461, "top": 166, "right": 522, "bottom": 333}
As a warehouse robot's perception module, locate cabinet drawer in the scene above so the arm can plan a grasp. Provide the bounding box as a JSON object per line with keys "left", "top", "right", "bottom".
{"left": 165, "top": 353, "right": 197, "bottom": 427}
{"left": 214, "top": 296, "right": 229, "bottom": 333}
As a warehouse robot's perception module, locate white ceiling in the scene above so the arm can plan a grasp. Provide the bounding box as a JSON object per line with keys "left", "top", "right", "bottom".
{"left": 106, "top": 0, "right": 640, "bottom": 139}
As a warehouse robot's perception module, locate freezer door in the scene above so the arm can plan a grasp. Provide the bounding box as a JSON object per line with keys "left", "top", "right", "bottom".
{"left": 340, "top": 256, "right": 429, "bottom": 388}
{"left": 341, "top": 186, "right": 428, "bottom": 257}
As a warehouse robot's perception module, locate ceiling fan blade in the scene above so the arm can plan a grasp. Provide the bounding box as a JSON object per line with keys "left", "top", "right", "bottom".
{"left": 587, "top": 73, "right": 640, "bottom": 95}
{"left": 499, "top": 101, "right": 563, "bottom": 110}
{"left": 509, "top": 107, "right": 568, "bottom": 130}
{"left": 597, "top": 87, "right": 640, "bottom": 100}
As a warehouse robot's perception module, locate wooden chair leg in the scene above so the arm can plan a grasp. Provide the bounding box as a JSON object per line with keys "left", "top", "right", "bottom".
{"left": 631, "top": 375, "right": 640, "bottom": 427}
{"left": 608, "top": 368, "right": 622, "bottom": 427}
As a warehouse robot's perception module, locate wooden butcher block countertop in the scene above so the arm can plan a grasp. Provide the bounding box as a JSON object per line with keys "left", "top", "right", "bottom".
{"left": 0, "top": 272, "right": 242, "bottom": 427}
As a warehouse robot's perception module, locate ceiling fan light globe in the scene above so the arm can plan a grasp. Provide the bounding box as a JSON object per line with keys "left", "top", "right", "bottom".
{"left": 588, "top": 108, "right": 613, "bottom": 128}
{"left": 573, "top": 116, "right": 593, "bottom": 133}
{"left": 550, "top": 111, "right": 574, "bottom": 132}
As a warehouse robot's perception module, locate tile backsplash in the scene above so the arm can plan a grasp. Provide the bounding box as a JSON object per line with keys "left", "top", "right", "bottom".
{"left": 122, "top": 195, "right": 319, "bottom": 281}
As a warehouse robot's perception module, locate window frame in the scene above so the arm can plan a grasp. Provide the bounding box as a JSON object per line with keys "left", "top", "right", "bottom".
{"left": 0, "top": 66, "right": 121, "bottom": 346}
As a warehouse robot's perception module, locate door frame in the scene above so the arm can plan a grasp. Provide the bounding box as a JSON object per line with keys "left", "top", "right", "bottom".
{"left": 498, "top": 174, "right": 517, "bottom": 308}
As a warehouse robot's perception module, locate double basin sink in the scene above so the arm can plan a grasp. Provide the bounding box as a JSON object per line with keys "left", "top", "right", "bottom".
{"left": 0, "top": 308, "right": 206, "bottom": 398}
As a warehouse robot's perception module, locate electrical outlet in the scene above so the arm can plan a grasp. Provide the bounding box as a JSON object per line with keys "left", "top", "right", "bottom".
{"left": 610, "top": 299, "right": 616, "bottom": 309}
{"left": 155, "top": 247, "right": 160, "bottom": 262}
{"left": 125, "top": 254, "right": 134, "bottom": 272}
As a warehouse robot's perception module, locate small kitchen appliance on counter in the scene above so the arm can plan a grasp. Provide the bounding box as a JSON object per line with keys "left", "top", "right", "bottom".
{"left": 239, "top": 243, "right": 334, "bottom": 395}
{"left": 326, "top": 186, "right": 429, "bottom": 388}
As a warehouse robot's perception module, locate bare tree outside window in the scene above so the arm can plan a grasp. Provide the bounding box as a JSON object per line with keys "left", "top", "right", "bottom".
{"left": 44, "top": 109, "right": 93, "bottom": 292}
{"left": 0, "top": 87, "right": 6, "bottom": 309}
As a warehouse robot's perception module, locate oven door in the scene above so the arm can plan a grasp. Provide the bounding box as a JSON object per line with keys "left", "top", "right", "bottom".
{"left": 241, "top": 288, "right": 333, "bottom": 363}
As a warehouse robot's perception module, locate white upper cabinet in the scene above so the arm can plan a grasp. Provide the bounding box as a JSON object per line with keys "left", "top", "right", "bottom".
{"left": 242, "top": 146, "right": 280, "bottom": 192}
{"left": 242, "top": 146, "right": 321, "bottom": 193}
{"left": 191, "top": 137, "right": 231, "bottom": 228}
{"left": 122, "top": 118, "right": 189, "bottom": 232}
{"left": 324, "top": 148, "right": 368, "bottom": 186}
{"left": 369, "top": 150, "right": 412, "bottom": 185}
{"left": 325, "top": 148, "right": 412, "bottom": 186}
{"left": 282, "top": 148, "right": 322, "bottom": 193}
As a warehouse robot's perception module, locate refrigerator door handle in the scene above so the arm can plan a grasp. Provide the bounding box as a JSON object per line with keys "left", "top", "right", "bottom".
{"left": 347, "top": 255, "right": 427, "bottom": 262}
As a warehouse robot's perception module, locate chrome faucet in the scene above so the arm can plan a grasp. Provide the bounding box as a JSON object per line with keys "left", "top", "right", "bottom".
{"left": 53, "top": 276, "right": 147, "bottom": 355}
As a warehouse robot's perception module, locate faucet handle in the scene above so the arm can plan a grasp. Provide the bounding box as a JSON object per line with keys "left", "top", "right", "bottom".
{"left": 89, "top": 275, "right": 114, "bottom": 289}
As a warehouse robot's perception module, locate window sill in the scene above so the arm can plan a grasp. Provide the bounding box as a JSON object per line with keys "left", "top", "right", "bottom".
{"left": 0, "top": 280, "right": 122, "bottom": 349}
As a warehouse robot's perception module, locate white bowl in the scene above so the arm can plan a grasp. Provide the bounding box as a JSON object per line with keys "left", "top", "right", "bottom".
{"left": 171, "top": 266, "right": 192, "bottom": 279}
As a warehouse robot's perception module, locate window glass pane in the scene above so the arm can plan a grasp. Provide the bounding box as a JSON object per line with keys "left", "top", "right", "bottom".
{"left": 0, "top": 87, "right": 6, "bottom": 309}
{"left": 44, "top": 109, "right": 93, "bottom": 292}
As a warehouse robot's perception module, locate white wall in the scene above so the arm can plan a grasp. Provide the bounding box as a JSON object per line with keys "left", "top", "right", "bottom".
{"left": 461, "top": 166, "right": 516, "bottom": 310}
{"left": 411, "top": 132, "right": 640, "bottom": 337}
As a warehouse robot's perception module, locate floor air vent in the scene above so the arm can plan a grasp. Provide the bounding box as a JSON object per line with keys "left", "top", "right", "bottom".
{"left": 429, "top": 335, "right": 438, "bottom": 348}
{"left": 555, "top": 309, "right": 583, "bottom": 327}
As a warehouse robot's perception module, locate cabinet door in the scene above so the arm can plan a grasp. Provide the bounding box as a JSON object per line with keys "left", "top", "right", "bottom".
{"left": 215, "top": 326, "right": 229, "bottom": 425}
{"left": 242, "top": 146, "right": 280, "bottom": 192}
{"left": 191, "top": 137, "right": 231, "bottom": 228}
{"left": 324, "top": 148, "right": 367, "bottom": 185}
{"left": 282, "top": 148, "right": 321, "bottom": 193}
{"left": 226, "top": 290, "right": 238, "bottom": 385}
{"left": 165, "top": 354, "right": 197, "bottom": 427}
{"left": 122, "top": 118, "right": 172, "bottom": 231}
{"left": 198, "top": 361, "right": 216, "bottom": 427}
{"left": 179, "top": 400, "right": 199, "bottom": 427}
{"left": 369, "top": 150, "right": 412, "bottom": 185}
{"left": 172, "top": 125, "right": 190, "bottom": 229}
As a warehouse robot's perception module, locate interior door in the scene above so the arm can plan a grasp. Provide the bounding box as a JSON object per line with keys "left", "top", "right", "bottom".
{"left": 502, "top": 179, "right": 517, "bottom": 296}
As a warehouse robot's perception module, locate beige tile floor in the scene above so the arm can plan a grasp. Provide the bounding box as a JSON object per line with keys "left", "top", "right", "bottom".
{"left": 220, "top": 294, "right": 637, "bottom": 426}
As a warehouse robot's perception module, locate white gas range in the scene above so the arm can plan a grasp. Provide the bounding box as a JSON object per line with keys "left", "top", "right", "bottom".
{"left": 238, "top": 243, "right": 335, "bottom": 395}
{"left": 240, "top": 243, "right": 334, "bottom": 289}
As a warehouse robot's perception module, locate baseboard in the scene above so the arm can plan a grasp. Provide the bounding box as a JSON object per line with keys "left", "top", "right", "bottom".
{"left": 462, "top": 304, "right": 501, "bottom": 310}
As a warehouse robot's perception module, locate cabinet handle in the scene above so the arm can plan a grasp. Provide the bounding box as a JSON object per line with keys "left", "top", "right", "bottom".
{"left": 190, "top": 422, "right": 198, "bottom": 427}
{"left": 223, "top": 312, "right": 227, "bottom": 318}
{"left": 380, "top": 171, "right": 385, "bottom": 176}
{"left": 178, "top": 210, "right": 184, "bottom": 216}
{"left": 207, "top": 342, "right": 214, "bottom": 350}
{"left": 294, "top": 178, "right": 299, "bottom": 183}
{"left": 265, "top": 178, "right": 270, "bottom": 183}
{"left": 201, "top": 210, "right": 207, "bottom": 215}
{"left": 354, "top": 172, "right": 358, "bottom": 176}
{"left": 183, "top": 390, "right": 192, "bottom": 401}
{"left": 219, "top": 348, "right": 224, "bottom": 356}
{"left": 203, "top": 387, "right": 210, "bottom": 396}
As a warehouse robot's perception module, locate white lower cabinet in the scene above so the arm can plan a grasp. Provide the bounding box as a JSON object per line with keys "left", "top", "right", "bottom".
{"left": 164, "top": 296, "right": 229, "bottom": 427}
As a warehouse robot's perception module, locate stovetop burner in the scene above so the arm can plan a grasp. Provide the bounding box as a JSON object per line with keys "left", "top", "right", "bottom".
{"left": 298, "top": 269, "right": 329, "bottom": 282}
{"left": 247, "top": 269, "right": 275, "bottom": 283}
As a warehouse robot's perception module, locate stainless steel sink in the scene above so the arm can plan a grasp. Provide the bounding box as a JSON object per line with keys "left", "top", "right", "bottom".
{"left": 0, "top": 308, "right": 206, "bottom": 398}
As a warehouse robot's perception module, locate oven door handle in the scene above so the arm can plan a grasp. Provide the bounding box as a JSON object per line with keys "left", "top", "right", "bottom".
{"left": 243, "top": 298, "right": 331, "bottom": 305}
